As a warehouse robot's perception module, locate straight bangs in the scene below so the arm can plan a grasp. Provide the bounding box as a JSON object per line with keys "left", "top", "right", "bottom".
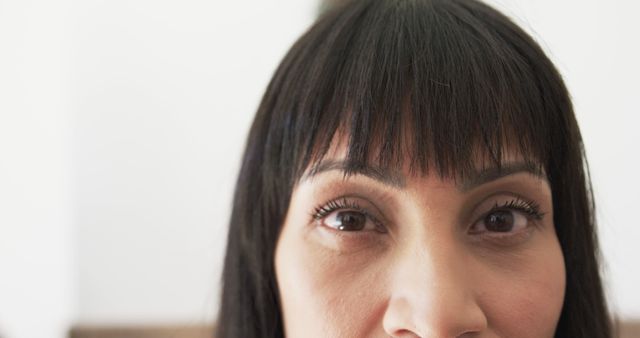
{"left": 219, "top": 1, "right": 610, "bottom": 337}
{"left": 261, "top": 0, "right": 569, "bottom": 184}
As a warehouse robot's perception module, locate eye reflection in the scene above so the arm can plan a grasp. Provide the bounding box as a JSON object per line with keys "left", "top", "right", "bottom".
{"left": 324, "top": 210, "right": 369, "bottom": 231}
{"left": 312, "top": 196, "right": 385, "bottom": 233}
{"left": 474, "top": 209, "right": 528, "bottom": 233}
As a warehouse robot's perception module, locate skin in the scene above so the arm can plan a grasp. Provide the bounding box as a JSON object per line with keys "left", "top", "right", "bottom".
{"left": 275, "top": 137, "right": 566, "bottom": 338}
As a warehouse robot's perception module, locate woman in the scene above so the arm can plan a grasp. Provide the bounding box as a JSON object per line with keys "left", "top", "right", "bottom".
{"left": 216, "top": 0, "right": 612, "bottom": 337}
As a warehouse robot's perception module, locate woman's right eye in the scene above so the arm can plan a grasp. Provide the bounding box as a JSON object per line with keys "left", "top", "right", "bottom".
{"left": 323, "top": 210, "right": 374, "bottom": 232}
{"left": 312, "top": 197, "right": 386, "bottom": 233}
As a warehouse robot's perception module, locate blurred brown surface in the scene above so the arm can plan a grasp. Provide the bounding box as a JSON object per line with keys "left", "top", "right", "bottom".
{"left": 618, "top": 321, "right": 640, "bottom": 338}
{"left": 70, "top": 321, "right": 640, "bottom": 338}
{"left": 69, "top": 325, "right": 214, "bottom": 338}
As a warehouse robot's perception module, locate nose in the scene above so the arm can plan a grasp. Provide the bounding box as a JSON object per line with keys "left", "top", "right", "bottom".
{"left": 382, "top": 238, "right": 488, "bottom": 338}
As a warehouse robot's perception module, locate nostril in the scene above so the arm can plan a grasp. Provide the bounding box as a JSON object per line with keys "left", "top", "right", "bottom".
{"left": 456, "top": 330, "right": 481, "bottom": 338}
{"left": 390, "top": 329, "right": 421, "bottom": 338}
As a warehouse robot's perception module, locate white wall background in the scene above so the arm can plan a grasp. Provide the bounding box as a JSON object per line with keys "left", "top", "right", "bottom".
{"left": 0, "top": 0, "right": 638, "bottom": 337}
{"left": 71, "top": 0, "right": 317, "bottom": 326}
{"left": 0, "top": 0, "right": 75, "bottom": 337}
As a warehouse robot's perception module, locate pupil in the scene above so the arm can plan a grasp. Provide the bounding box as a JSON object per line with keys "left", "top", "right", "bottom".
{"left": 337, "top": 211, "right": 366, "bottom": 231}
{"left": 485, "top": 210, "right": 514, "bottom": 232}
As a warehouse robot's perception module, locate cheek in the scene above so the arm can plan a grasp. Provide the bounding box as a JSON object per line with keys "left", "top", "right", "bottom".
{"left": 275, "top": 228, "right": 388, "bottom": 338}
{"left": 479, "top": 238, "right": 566, "bottom": 337}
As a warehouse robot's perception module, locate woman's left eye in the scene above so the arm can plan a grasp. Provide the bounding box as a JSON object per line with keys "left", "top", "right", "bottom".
{"left": 471, "top": 209, "right": 529, "bottom": 234}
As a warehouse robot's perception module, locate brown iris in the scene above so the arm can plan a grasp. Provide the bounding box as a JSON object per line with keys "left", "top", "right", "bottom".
{"left": 484, "top": 210, "right": 515, "bottom": 232}
{"left": 333, "top": 211, "right": 367, "bottom": 231}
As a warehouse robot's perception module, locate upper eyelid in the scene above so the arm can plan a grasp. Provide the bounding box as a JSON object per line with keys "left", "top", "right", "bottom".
{"left": 309, "top": 180, "right": 547, "bottom": 228}
{"left": 310, "top": 178, "right": 399, "bottom": 214}
{"left": 310, "top": 202, "right": 380, "bottom": 237}
{"left": 467, "top": 191, "right": 540, "bottom": 213}
{"left": 467, "top": 194, "right": 545, "bottom": 226}
{"left": 482, "top": 200, "right": 541, "bottom": 219}
{"left": 313, "top": 195, "right": 390, "bottom": 229}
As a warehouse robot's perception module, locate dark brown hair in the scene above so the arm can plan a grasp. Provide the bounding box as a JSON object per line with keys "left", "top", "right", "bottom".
{"left": 216, "top": 0, "right": 611, "bottom": 337}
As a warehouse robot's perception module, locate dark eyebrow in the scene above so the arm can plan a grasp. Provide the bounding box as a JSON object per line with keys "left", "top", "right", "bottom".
{"left": 301, "top": 160, "right": 546, "bottom": 191}
{"left": 459, "top": 162, "right": 547, "bottom": 192}
{"left": 302, "top": 160, "right": 406, "bottom": 188}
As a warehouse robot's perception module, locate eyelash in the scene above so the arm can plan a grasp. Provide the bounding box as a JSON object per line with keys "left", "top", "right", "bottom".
{"left": 486, "top": 197, "right": 545, "bottom": 221}
{"left": 311, "top": 196, "right": 545, "bottom": 233}
{"left": 311, "top": 197, "right": 384, "bottom": 230}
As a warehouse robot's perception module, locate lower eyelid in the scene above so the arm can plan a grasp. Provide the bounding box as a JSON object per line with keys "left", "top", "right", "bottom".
{"left": 471, "top": 219, "right": 543, "bottom": 249}
{"left": 321, "top": 211, "right": 384, "bottom": 233}
{"left": 313, "top": 220, "right": 389, "bottom": 253}
{"left": 476, "top": 227, "right": 536, "bottom": 246}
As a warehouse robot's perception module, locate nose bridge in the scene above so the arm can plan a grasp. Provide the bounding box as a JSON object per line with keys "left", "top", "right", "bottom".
{"left": 383, "top": 230, "right": 487, "bottom": 337}
{"left": 401, "top": 232, "right": 470, "bottom": 308}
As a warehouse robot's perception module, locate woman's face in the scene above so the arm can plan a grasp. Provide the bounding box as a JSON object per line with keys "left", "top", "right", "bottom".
{"left": 275, "top": 139, "right": 566, "bottom": 338}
